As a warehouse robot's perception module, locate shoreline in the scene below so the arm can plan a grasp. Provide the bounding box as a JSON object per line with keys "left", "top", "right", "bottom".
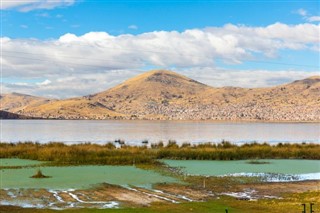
{"left": 1, "top": 140, "right": 319, "bottom": 146}
{"left": 2, "top": 118, "right": 320, "bottom": 123}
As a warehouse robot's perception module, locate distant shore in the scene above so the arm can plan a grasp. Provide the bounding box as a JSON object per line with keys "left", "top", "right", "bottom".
{"left": 1, "top": 117, "right": 320, "bottom": 123}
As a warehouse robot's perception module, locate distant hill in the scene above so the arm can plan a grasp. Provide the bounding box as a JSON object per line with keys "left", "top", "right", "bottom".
{"left": 0, "top": 93, "right": 52, "bottom": 113}
{"left": 0, "top": 110, "right": 39, "bottom": 119}
{"left": 2, "top": 70, "right": 319, "bottom": 121}
{"left": 88, "top": 70, "right": 216, "bottom": 119}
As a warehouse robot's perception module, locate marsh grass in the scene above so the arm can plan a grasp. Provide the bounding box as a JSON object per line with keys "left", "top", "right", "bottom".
{"left": 0, "top": 141, "right": 319, "bottom": 166}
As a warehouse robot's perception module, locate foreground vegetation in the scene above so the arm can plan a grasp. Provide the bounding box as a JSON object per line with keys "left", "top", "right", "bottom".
{"left": 0, "top": 141, "right": 319, "bottom": 166}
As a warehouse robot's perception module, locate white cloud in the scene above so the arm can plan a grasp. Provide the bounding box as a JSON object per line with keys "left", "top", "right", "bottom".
{"left": 297, "top": 8, "right": 307, "bottom": 16}
{"left": 13, "top": 82, "right": 30, "bottom": 86}
{"left": 1, "top": 0, "right": 75, "bottom": 12}
{"left": 36, "top": 79, "right": 51, "bottom": 86}
{"left": 180, "top": 67, "right": 320, "bottom": 88}
{"left": 1, "top": 23, "right": 319, "bottom": 98}
{"left": 128, "top": 25, "right": 138, "bottom": 30}
{"left": 296, "top": 8, "right": 320, "bottom": 23}
{"left": 307, "top": 16, "right": 320, "bottom": 22}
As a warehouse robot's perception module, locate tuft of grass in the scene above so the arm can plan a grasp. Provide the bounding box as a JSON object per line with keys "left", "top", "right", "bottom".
{"left": 30, "top": 169, "right": 51, "bottom": 178}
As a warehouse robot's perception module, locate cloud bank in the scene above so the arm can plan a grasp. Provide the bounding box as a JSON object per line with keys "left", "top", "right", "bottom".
{"left": 2, "top": 23, "right": 319, "bottom": 98}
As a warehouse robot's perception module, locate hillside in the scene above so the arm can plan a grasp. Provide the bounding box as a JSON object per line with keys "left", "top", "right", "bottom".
{"left": 3, "top": 70, "right": 320, "bottom": 121}
{"left": 0, "top": 93, "right": 52, "bottom": 113}
{"left": 0, "top": 110, "right": 40, "bottom": 119}
{"left": 88, "top": 70, "right": 218, "bottom": 119}
{"left": 13, "top": 97, "right": 125, "bottom": 120}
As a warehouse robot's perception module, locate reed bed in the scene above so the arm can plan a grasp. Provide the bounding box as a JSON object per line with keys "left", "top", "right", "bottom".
{"left": 0, "top": 141, "right": 319, "bottom": 165}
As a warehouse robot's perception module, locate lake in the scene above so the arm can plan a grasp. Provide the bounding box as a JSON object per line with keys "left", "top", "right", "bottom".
{"left": 162, "top": 159, "right": 320, "bottom": 182}
{"left": 1, "top": 120, "right": 319, "bottom": 144}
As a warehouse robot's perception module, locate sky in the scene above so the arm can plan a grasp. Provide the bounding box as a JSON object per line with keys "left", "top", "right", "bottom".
{"left": 1, "top": 0, "right": 320, "bottom": 98}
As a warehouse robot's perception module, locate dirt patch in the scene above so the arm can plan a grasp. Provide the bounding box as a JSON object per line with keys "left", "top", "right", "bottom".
{"left": 239, "top": 180, "right": 320, "bottom": 197}
{"left": 154, "top": 183, "right": 211, "bottom": 201}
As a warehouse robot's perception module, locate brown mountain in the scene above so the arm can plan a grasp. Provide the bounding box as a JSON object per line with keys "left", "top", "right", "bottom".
{"left": 0, "top": 93, "right": 52, "bottom": 113}
{"left": 3, "top": 70, "right": 320, "bottom": 121}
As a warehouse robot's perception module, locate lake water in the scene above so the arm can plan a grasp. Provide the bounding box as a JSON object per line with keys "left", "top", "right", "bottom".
{"left": 1, "top": 120, "right": 319, "bottom": 144}
{"left": 163, "top": 159, "right": 320, "bottom": 181}
{"left": 0, "top": 159, "right": 179, "bottom": 189}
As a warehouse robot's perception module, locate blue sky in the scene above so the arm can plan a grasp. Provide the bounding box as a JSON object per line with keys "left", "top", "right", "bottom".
{"left": 1, "top": 0, "right": 320, "bottom": 98}
{"left": 3, "top": 1, "right": 319, "bottom": 39}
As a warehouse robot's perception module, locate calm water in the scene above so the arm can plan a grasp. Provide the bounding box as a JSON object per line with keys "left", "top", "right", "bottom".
{"left": 163, "top": 159, "right": 320, "bottom": 175}
{"left": 1, "top": 120, "right": 319, "bottom": 144}
{"left": 163, "top": 159, "right": 320, "bottom": 181}
{"left": 0, "top": 159, "right": 178, "bottom": 189}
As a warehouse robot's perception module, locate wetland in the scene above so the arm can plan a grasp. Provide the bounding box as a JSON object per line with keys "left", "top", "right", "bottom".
{"left": 1, "top": 142, "right": 319, "bottom": 212}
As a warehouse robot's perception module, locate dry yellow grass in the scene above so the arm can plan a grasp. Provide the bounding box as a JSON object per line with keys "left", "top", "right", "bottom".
{"left": 0, "top": 92, "right": 52, "bottom": 113}
{"left": 19, "top": 98, "right": 125, "bottom": 119}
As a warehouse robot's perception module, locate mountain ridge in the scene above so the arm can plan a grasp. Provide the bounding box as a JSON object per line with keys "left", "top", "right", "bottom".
{"left": 1, "top": 70, "right": 319, "bottom": 121}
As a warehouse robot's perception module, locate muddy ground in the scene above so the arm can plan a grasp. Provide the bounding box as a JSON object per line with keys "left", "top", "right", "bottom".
{"left": 1, "top": 180, "right": 319, "bottom": 209}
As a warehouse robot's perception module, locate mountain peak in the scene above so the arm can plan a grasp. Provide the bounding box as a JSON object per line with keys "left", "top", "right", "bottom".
{"left": 145, "top": 70, "right": 201, "bottom": 85}
{"left": 119, "top": 69, "right": 207, "bottom": 89}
